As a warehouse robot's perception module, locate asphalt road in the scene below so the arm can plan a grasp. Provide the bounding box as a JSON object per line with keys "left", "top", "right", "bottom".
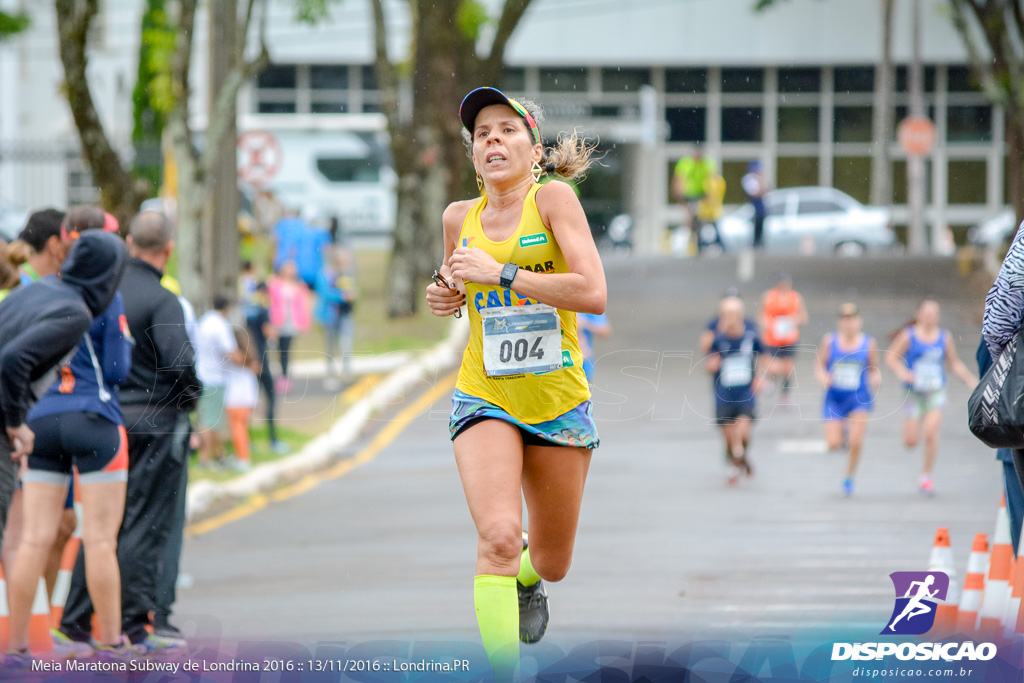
{"left": 174, "top": 253, "right": 1002, "bottom": 666}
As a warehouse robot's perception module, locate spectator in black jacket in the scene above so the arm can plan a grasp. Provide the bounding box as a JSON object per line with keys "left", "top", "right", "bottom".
{"left": 58, "top": 211, "right": 202, "bottom": 655}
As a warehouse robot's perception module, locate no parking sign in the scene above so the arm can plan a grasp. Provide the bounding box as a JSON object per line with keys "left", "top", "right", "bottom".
{"left": 237, "top": 130, "right": 282, "bottom": 186}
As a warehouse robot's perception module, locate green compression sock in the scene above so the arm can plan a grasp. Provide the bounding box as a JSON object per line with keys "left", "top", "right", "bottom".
{"left": 473, "top": 575, "right": 519, "bottom": 678}
{"left": 517, "top": 547, "right": 542, "bottom": 587}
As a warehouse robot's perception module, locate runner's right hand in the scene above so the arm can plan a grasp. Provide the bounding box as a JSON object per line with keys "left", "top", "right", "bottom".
{"left": 7, "top": 424, "right": 34, "bottom": 461}
{"left": 426, "top": 275, "right": 466, "bottom": 317}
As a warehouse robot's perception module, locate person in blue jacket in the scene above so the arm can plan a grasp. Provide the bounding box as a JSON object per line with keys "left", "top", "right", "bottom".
{"left": 1, "top": 231, "right": 129, "bottom": 665}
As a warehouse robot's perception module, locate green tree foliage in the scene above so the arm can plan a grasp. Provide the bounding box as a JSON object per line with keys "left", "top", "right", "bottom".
{"left": 0, "top": 11, "right": 29, "bottom": 40}
{"left": 131, "top": 0, "right": 174, "bottom": 190}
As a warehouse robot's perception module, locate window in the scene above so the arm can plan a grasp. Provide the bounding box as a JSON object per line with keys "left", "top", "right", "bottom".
{"left": 665, "top": 68, "right": 707, "bottom": 94}
{"left": 722, "top": 161, "right": 749, "bottom": 204}
{"left": 601, "top": 67, "right": 649, "bottom": 92}
{"left": 833, "top": 106, "right": 873, "bottom": 143}
{"left": 895, "top": 65, "right": 936, "bottom": 93}
{"left": 311, "top": 101, "right": 349, "bottom": 114}
{"left": 833, "top": 156, "right": 872, "bottom": 204}
{"left": 777, "top": 157, "right": 819, "bottom": 188}
{"left": 501, "top": 68, "right": 526, "bottom": 92}
{"left": 947, "top": 160, "right": 987, "bottom": 204}
{"left": 722, "top": 68, "right": 763, "bottom": 93}
{"left": 947, "top": 105, "right": 992, "bottom": 142}
{"left": 316, "top": 157, "right": 380, "bottom": 183}
{"left": 947, "top": 66, "right": 978, "bottom": 93}
{"left": 834, "top": 67, "right": 874, "bottom": 93}
{"left": 540, "top": 67, "right": 587, "bottom": 92}
{"left": 798, "top": 198, "right": 844, "bottom": 214}
{"left": 766, "top": 196, "right": 787, "bottom": 216}
{"left": 310, "top": 65, "right": 348, "bottom": 90}
{"left": 666, "top": 107, "right": 706, "bottom": 142}
{"left": 778, "top": 107, "right": 820, "bottom": 143}
{"left": 257, "top": 101, "right": 296, "bottom": 114}
{"left": 721, "top": 107, "right": 763, "bottom": 143}
{"left": 778, "top": 68, "right": 820, "bottom": 93}
{"left": 257, "top": 65, "right": 296, "bottom": 89}
{"left": 361, "top": 65, "right": 378, "bottom": 90}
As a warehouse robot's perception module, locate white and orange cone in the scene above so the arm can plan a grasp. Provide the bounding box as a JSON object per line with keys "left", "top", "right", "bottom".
{"left": 955, "top": 533, "right": 989, "bottom": 635}
{"left": 1002, "top": 515, "right": 1024, "bottom": 637}
{"left": 50, "top": 483, "right": 83, "bottom": 628}
{"left": 0, "top": 565, "right": 9, "bottom": 649}
{"left": 927, "top": 527, "right": 959, "bottom": 637}
{"left": 28, "top": 578, "right": 52, "bottom": 653}
{"left": 979, "top": 499, "right": 1014, "bottom": 638}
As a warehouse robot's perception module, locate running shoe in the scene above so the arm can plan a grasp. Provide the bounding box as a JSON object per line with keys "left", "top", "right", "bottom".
{"left": 919, "top": 475, "right": 935, "bottom": 497}
{"left": 738, "top": 457, "right": 754, "bottom": 477}
{"left": 153, "top": 618, "right": 184, "bottom": 640}
{"left": 130, "top": 632, "right": 187, "bottom": 656}
{"left": 842, "top": 477, "right": 854, "bottom": 497}
{"left": 92, "top": 636, "right": 134, "bottom": 664}
{"left": 2, "top": 648, "right": 33, "bottom": 669}
{"left": 52, "top": 628, "right": 94, "bottom": 660}
{"left": 726, "top": 465, "right": 742, "bottom": 486}
{"left": 518, "top": 533, "right": 550, "bottom": 644}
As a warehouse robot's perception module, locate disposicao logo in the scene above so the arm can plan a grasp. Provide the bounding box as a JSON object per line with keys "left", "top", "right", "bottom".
{"left": 830, "top": 571, "right": 997, "bottom": 663}
{"left": 519, "top": 233, "right": 549, "bottom": 248}
{"left": 882, "top": 571, "right": 948, "bottom": 635}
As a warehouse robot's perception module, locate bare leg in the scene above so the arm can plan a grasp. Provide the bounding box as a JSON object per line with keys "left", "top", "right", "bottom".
{"left": 922, "top": 410, "right": 943, "bottom": 475}
{"left": 846, "top": 411, "right": 869, "bottom": 478}
{"left": 79, "top": 480, "right": 127, "bottom": 646}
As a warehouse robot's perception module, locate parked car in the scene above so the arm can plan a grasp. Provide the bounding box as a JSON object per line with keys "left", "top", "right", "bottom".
{"left": 718, "top": 186, "right": 894, "bottom": 255}
{"left": 0, "top": 199, "right": 28, "bottom": 242}
{"left": 968, "top": 209, "right": 1016, "bottom": 248}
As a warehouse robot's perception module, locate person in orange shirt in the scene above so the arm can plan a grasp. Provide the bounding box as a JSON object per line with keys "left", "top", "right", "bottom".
{"left": 760, "top": 273, "right": 808, "bottom": 405}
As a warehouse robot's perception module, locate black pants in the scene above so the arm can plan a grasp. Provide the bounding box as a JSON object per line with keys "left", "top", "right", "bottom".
{"left": 0, "top": 437, "right": 17, "bottom": 551}
{"left": 155, "top": 422, "right": 191, "bottom": 623}
{"left": 279, "top": 335, "right": 294, "bottom": 379}
{"left": 247, "top": 319, "right": 279, "bottom": 443}
{"left": 60, "top": 408, "right": 191, "bottom": 644}
{"left": 752, "top": 211, "right": 766, "bottom": 249}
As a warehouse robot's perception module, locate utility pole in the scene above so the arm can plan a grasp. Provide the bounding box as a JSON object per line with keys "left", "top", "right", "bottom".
{"left": 870, "top": 0, "right": 894, "bottom": 208}
{"left": 206, "top": 0, "right": 240, "bottom": 306}
{"left": 906, "top": 0, "right": 927, "bottom": 254}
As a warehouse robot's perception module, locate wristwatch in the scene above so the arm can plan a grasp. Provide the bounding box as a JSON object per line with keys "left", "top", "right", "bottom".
{"left": 499, "top": 262, "right": 519, "bottom": 288}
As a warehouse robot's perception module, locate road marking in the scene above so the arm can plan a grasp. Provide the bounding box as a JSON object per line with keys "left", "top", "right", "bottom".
{"left": 775, "top": 439, "right": 829, "bottom": 454}
{"left": 339, "top": 373, "right": 384, "bottom": 404}
{"left": 186, "top": 370, "right": 459, "bottom": 537}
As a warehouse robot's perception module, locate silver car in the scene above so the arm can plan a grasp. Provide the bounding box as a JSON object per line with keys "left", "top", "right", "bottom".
{"left": 718, "top": 186, "right": 895, "bottom": 255}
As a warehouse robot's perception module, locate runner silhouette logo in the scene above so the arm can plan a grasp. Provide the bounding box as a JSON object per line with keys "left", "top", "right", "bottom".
{"left": 881, "top": 571, "right": 949, "bottom": 635}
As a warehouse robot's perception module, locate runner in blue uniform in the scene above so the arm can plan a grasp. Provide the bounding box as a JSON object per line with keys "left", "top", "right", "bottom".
{"left": 705, "top": 296, "right": 762, "bottom": 484}
{"left": 816, "top": 303, "right": 880, "bottom": 496}
{"left": 886, "top": 300, "right": 977, "bottom": 495}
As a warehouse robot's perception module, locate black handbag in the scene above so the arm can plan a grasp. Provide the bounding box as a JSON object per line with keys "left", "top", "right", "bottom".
{"left": 968, "top": 331, "right": 1024, "bottom": 448}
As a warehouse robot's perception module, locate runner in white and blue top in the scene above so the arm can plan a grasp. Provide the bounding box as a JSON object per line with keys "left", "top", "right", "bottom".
{"left": 886, "top": 300, "right": 977, "bottom": 496}
{"left": 705, "top": 296, "right": 762, "bottom": 485}
{"left": 817, "top": 303, "right": 880, "bottom": 497}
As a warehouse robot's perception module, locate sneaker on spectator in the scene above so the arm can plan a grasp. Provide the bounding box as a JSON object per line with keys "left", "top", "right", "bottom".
{"left": 52, "top": 628, "right": 94, "bottom": 660}
{"left": 3, "top": 648, "right": 33, "bottom": 669}
{"left": 92, "top": 636, "right": 134, "bottom": 664}
{"left": 130, "top": 632, "right": 187, "bottom": 656}
{"left": 153, "top": 617, "right": 184, "bottom": 640}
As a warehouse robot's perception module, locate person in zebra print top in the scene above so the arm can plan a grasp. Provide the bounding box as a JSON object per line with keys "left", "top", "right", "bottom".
{"left": 983, "top": 219, "right": 1024, "bottom": 359}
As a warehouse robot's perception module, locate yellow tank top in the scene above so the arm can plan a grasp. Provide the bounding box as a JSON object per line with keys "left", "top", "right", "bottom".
{"left": 456, "top": 183, "right": 591, "bottom": 423}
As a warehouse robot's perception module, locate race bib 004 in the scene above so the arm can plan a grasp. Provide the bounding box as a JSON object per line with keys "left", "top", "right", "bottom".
{"left": 481, "top": 304, "right": 563, "bottom": 377}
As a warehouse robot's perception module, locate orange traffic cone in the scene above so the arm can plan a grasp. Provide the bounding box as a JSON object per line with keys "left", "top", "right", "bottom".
{"left": 50, "top": 477, "right": 82, "bottom": 628}
{"left": 955, "top": 533, "right": 989, "bottom": 634}
{"left": 979, "top": 499, "right": 1014, "bottom": 638}
{"left": 0, "top": 565, "right": 9, "bottom": 648}
{"left": 28, "top": 578, "right": 51, "bottom": 653}
{"left": 1003, "top": 516, "right": 1024, "bottom": 636}
{"left": 927, "top": 527, "right": 958, "bottom": 636}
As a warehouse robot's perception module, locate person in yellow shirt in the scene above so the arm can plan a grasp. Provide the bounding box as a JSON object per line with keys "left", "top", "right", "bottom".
{"left": 426, "top": 87, "right": 606, "bottom": 678}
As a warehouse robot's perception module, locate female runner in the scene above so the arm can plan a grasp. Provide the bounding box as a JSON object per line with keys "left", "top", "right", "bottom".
{"left": 426, "top": 87, "right": 605, "bottom": 678}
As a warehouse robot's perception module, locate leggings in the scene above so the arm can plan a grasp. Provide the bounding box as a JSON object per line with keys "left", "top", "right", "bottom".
{"left": 279, "top": 335, "right": 293, "bottom": 378}
{"left": 226, "top": 407, "right": 253, "bottom": 462}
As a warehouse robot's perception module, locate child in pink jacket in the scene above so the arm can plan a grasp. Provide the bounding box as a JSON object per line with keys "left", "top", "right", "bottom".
{"left": 268, "top": 260, "right": 311, "bottom": 391}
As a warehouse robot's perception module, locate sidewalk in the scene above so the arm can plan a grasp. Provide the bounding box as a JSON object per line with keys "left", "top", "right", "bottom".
{"left": 186, "top": 316, "right": 469, "bottom": 523}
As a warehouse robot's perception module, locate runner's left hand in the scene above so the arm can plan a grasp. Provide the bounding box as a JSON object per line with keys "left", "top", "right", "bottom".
{"left": 449, "top": 247, "right": 502, "bottom": 285}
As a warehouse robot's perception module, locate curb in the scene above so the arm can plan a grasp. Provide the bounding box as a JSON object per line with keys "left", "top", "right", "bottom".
{"left": 186, "top": 315, "right": 469, "bottom": 522}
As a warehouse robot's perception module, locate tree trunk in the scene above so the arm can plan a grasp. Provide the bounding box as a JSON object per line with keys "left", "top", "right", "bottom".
{"left": 1008, "top": 114, "right": 1024, "bottom": 233}
{"left": 386, "top": 170, "right": 423, "bottom": 317}
{"left": 55, "top": 0, "right": 148, "bottom": 226}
